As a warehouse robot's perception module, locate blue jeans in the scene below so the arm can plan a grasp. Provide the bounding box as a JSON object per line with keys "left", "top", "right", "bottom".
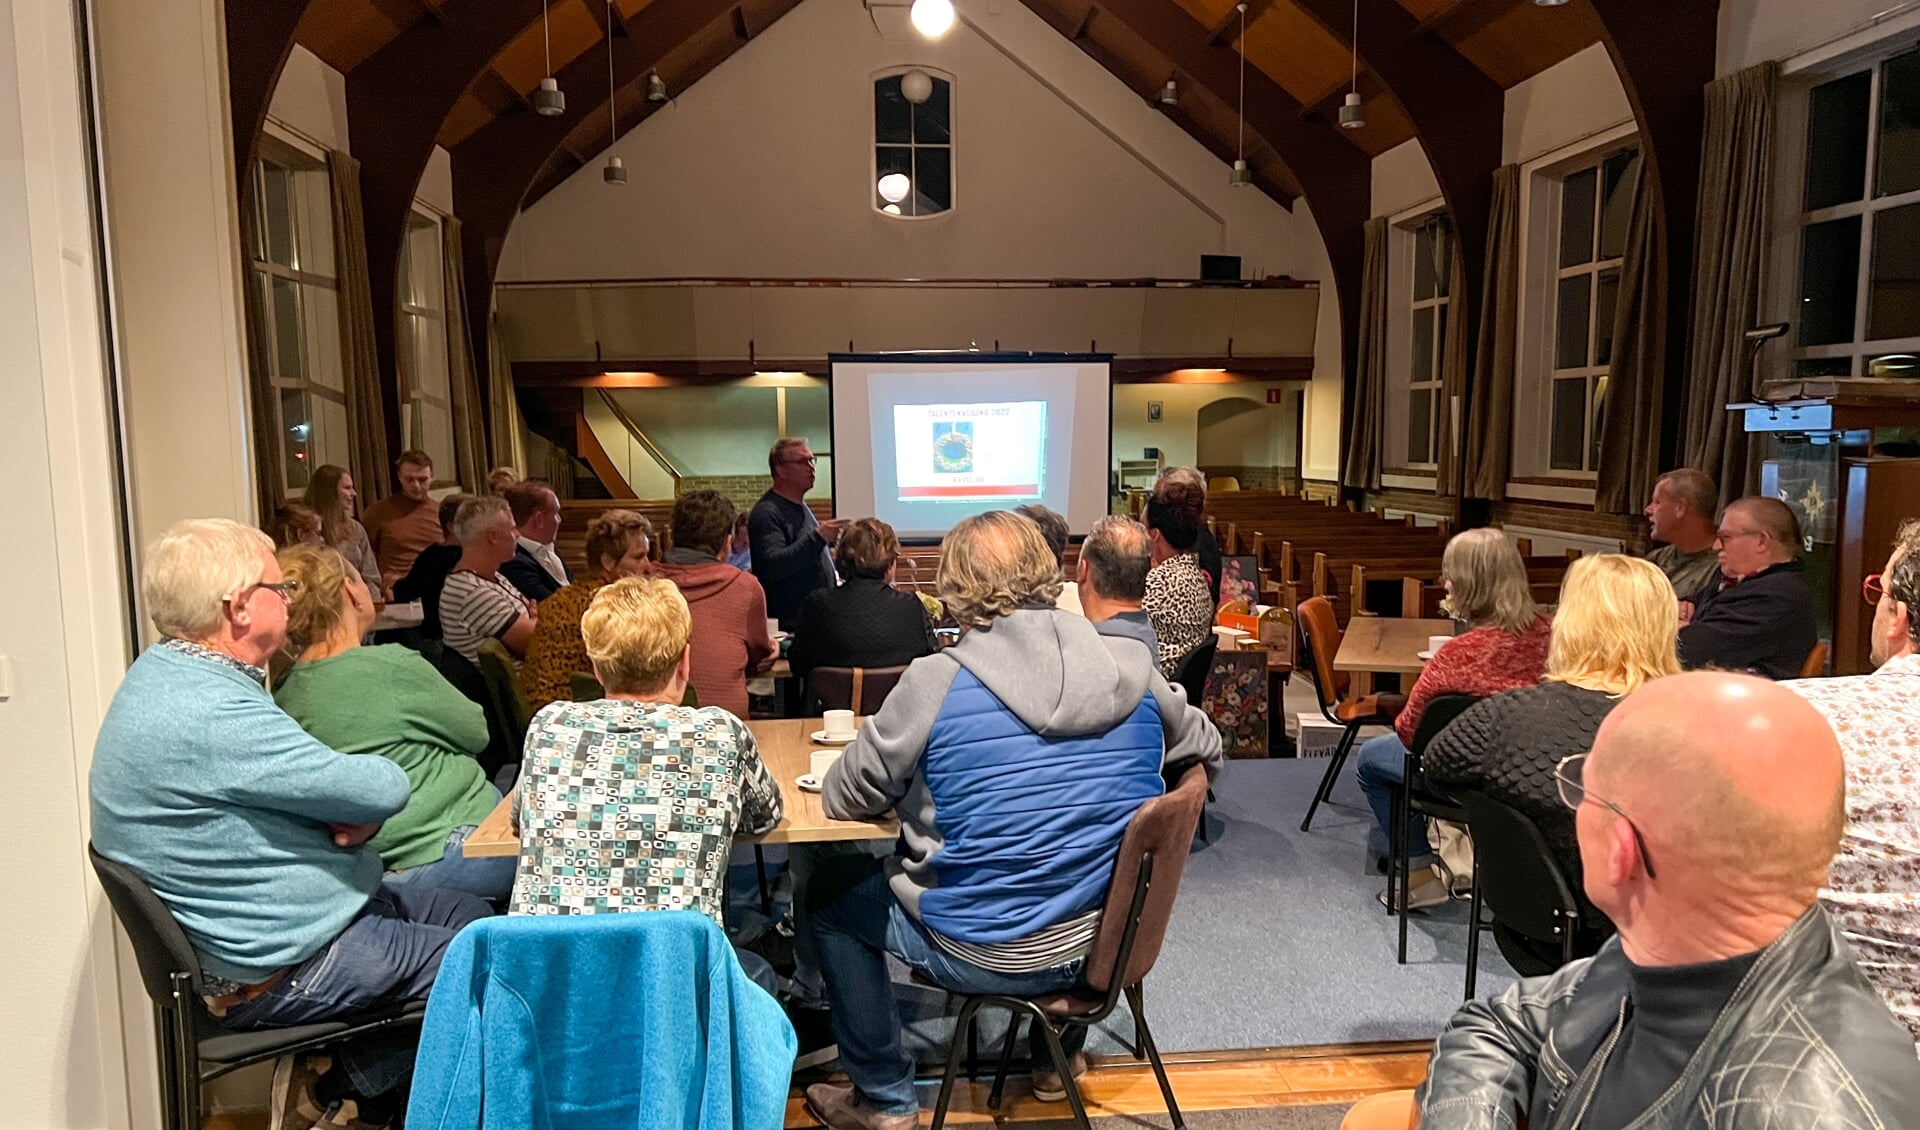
{"left": 386, "top": 823, "right": 516, "bottom": 905}
{"left": 1355, "top": 733, "right": 1435, "bottom": 870}
{"left": 221, "top": 881, "right": 494, "bottom": 1098}
{"left": 810, "top": 861, "right": 1087, "bottom": 1116}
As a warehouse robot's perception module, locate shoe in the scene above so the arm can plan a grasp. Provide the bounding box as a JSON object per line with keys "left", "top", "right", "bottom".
{"left": 1030, "top": 1052, "right": 1090, "bottom": 1102}
{"left": 311, "top": 1099, "right": 390, "bottom": 1130}
{"left": 270, "top": 1054, "right": 332, "bottom": 1130}
{"left": 1377, "top": 873, "right": 1452, "bottom": 912}
{"left": 804, "top": 1082, "right": 919, "bottom": 1130}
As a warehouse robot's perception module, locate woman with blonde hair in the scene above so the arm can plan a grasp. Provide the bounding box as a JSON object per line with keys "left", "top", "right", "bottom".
{"left": 520, "top": 508, "right": 655, "bottom": 711}
{"left": 1424, "top": 554, "right": 1682, "bottom": 962}
{"left": 1355, "top": 526, "right": 1553, "bottom": 911}
{"left": 271, "top": 543, "right": 513, "bottom": 901}
{"left": 302, "top": 464, "right": 381, "bottom": 594}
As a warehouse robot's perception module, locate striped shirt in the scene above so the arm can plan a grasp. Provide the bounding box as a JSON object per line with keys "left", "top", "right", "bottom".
{"left": 441, "top": 570, "right": 529, "bottom": 664}
{"left": 929, "top": 909, "right": 1100, "bottom": 974}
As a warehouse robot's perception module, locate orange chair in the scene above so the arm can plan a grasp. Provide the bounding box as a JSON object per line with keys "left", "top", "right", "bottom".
{"left": 1800, "top": 641, "right": 1829, "bottom": 678}
{"left": 1340, "top": 1090, "right": 1418, "bottom": 1129}
{"left": 1296, "top": 596, "right": 1406, "bottom": 832}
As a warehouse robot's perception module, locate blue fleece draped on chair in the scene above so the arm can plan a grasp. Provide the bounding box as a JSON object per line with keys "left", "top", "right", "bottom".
{"left": 406, "top": 911, "right": 796, "bottom": 1130}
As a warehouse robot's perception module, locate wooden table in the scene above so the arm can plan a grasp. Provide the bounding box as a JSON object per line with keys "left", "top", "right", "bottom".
{"left": 1332, "top": 617, "right": 1453, "bottom": 695}
{"left": 461, "top": 716, "right": 896, "bottom": 857}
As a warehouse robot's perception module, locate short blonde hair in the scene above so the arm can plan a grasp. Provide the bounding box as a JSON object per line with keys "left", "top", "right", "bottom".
{"left": 581, "top": 576, "right": 690, "bottom": 694}
{"left": 937, "top": 510, "right": 1063, "bottom": 628}
{"left": 143, "top": 518, "right": 274, "bottom": 640}
{"left": 278, "top": 543, "right": 353, "bottom": 649}
{"left": 1441, "top": 527, "right": 1539, "bottom": 634}
{"left": 1546, "top": 555, "right": 1682, "bottom": 695}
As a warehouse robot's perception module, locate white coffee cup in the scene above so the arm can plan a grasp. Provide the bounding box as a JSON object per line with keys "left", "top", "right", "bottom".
{"left": 811, "top": 748, "right": 842, "bottom": 780}
{"left": 1427, "top": 635, "right": 1450, "bottom": 657}
{"left": 767, "top": 618, "right": 782, "bottom": 638}
{"left": 823, "top": 709, "right": 857, "bottom": 740}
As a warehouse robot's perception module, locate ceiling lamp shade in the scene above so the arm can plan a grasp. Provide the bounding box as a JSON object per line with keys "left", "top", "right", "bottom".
{"left": 604, "top": 155, "right": 627, "bottom": 184}
{"left": 1338, "top": 91, "right": 1365, "bottom": 130}
{"left": 877, "top": 172, "right": 911, "bottom": 204}
{"left": 647, "top": 72, "right": 668, "bottom": 101}
{"left": 901, "top": 68, "right": 935, "bottom": 104}
{"left": 1230, "top": 4, "right": 1248, "bottom": 187}
{"left": 1159, "top": 79, "right": 1178, "bottom": 106}
{"left": 1534, "top": 0, "right": 1572, "bottom": 6}
{"left": 1230, "top": 159, "right": 1252, "bottom": 187}
{"left": 910, "top": 0, "right": 955, "bottom": 38}
{"left": 534, "top": 76, "right": 565, "bottom": 116}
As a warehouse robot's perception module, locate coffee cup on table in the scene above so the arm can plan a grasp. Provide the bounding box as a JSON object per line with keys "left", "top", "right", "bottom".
{"left": 1427, "top": 635, "right": 1450, "bottom": 657}
{"left": 823, "top": 709, "right": 857, "bottom": 741}
{"left": 767, "top": 618, "right": 782, "bottom": 638}
{"left": 811, "top": 747, "right": 842, "bottom": 780}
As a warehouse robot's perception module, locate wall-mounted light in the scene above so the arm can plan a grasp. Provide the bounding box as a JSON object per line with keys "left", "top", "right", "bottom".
{"left": 901, "top": 68, "right": 934, "bottom": 104}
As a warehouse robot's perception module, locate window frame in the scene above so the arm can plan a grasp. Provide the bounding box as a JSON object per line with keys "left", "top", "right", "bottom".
{"left": 396, "top": 206, "right": 459, "bottom": 485}
{"left": 1381, "top": 202, "right": 1449, "bottom": 485}
{"left": 871, "top": 67, "right": 955, "bottom": 221}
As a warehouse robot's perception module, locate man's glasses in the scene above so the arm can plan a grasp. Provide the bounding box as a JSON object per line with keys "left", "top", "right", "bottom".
{"left": 232, "top": 581, "right": 296, "bottom": 607}
{"left": 1554, "top": 754, "right": 1657, "bottom": 880}
{"left": 1865, "top": 573, "right": 1886, "bottom": 605}
{"left": 783, "top": 456, "right": 818, "bottom": 467}
{"left": 1713, "top": 527, "right": 1763, "bottom": 545}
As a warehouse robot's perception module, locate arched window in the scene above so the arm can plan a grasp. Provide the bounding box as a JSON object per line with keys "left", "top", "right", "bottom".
{"left": 874, "top": 70, "right": 952, "bottom": 218}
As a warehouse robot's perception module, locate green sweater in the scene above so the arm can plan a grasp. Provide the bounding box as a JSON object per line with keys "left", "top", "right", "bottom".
{"left": 276, "top": 645, "right": 498, "bottom": 871}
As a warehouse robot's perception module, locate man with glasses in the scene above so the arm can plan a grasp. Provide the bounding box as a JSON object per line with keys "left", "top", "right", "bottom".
{"left": 749, "top": 437, "right": 848, "bottom": 627}
{"left": 1675, "top": 496, "right": 1817, "bottom": 679}
{"left": 1413, "top": 671, "right": 1920, "bottom": 1128}
{"left": 1788, "top": 519, "right": 1920, "bottom": 1045}
{"left": 91, "top": 519, "right": 493, "bottom": 1129}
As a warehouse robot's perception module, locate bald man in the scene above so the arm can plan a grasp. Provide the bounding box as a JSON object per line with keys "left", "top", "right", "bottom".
{"left": 1676, "top": 497, "right": 1818, "bottom": 679}
{"left": 1417, "top": 672, "right": 1920, "bottom": 1129}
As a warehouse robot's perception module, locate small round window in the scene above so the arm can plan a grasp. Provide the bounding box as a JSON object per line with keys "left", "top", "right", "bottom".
{"left": 874, "top": 70, "right": 952, "bottom": 218}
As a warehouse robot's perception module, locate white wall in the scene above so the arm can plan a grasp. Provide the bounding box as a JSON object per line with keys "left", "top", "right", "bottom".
{"left": 1372, "top": 140, "right": 1441, "bottom": 219}
{"left": 1718, "top": 0, "right": 1901, "bottom": 75}
{"left": 1503, "top": 43, "right": 1633, "bottom": 166}
{"left": 498, "top": 0, "right": 1300, "bottom": 282}
{"left": 1294, "top": 201, "right": 1345, "bottom": 483}
{"left": 269, "top": 44, "right": 350, "bottom": 151}
{"left": 1113, "top": 382, "right": 1302, "bottom": 472}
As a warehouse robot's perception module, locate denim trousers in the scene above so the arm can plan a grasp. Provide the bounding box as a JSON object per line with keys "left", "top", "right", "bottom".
{"left": 221, "top": 881, "right": 494, "bottom": 1098}
{"left": 810, "top": 861, "right": 1087, "bottom": 1116}
{"left": 385, "top": 823, "right": 516, "bottom": 905}
{"left": 1354, "top": 733, "right": 1436, "bottom": 870}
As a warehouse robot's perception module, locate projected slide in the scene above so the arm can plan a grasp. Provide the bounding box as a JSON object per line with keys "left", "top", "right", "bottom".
{"left": 892, "top": 402, "right": 1046, "bottom": 501}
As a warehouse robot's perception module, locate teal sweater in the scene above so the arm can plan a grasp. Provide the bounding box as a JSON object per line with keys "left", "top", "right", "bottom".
{"left": 90, "top": 644, "right": 411, "bottom": 981}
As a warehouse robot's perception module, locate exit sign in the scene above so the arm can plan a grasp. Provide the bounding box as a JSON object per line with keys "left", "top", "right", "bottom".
{"left": 1266, "top": 388, "right": 1284, "bottom": 404}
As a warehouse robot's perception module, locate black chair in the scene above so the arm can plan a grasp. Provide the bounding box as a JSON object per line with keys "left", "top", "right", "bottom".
{"left": 1169, "top": 636, "right": 1217, "bottom": 712}
{"left": 88, "top": 847, "right": 425, "bottom": 1130}
{"left": 1294, "top": 598, "right": 1404, "bottom": 832}
{"left": 808, "top": 665, "right": 909, "bottom": 715}
{"left": 1389, "top": 693, "right": 1480, "bottom": 965}
{"left": 1457, "top": 790, "right": 1595, "bottom": 998}
{"left": 928, "top": 766, "right": 1210, "bottom": 1130}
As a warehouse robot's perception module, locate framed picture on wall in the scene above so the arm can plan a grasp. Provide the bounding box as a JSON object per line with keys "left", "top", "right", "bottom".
{"left": 1220, "top": 554, "right": 1260, "bottom": 609}
{"left": 1147, "top": 401, "right": 1163, "bottom": 422}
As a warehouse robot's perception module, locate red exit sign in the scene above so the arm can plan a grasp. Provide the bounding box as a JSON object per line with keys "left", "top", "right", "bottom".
{"left": 1266, "top": 388, "right": 1284, "bottom": 404}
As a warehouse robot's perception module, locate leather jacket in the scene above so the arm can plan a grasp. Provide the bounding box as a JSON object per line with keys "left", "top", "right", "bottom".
{"left": 1417, "top": 906, "right": 1920, "bottom": 1129}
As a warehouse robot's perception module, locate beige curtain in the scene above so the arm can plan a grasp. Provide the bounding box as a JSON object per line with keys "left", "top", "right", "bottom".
{"left": 487, "top": 313, "right": 528, "bottom": 476}
{"left": 1595, "top": 157, "right": 1666, "bottom": 515}
{"left": 1682, "top": 62, "right": 1777, "bottom": 508}
{"left": 442, "top": 217, "right": 488, "bottom": 492}
{"left": 327, "top": 151, "right": 391, "bottom": 505}
{"left": 239, "top": 207, "right": 285, "bottom": 523}
{"left": 1340, "top": 217, "right": 1390, "bottom": 491}
{"left": 1463, "top": 165, "right": 1521, "bottom": 501}
{"left": 1435, "top": 230, "right": 1470, "bottom": 498}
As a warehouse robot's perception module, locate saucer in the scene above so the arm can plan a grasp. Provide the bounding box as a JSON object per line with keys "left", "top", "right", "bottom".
{"left": 796, "top": 773, "right": 823, "bottom": 793}
{"left": 811, "top": 730, "right": 856, "bottom": 745}
{"left": 1416, "top": 649, "right": 1435, "bottom": 661}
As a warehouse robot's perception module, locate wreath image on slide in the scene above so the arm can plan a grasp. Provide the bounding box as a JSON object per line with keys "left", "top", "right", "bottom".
{"left": 932, "top": 422, "right": 974, "bottom": 473}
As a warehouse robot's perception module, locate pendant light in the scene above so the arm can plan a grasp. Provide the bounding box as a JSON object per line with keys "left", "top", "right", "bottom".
{"left": 1229, "top": 4, "right": 1250, "bottom": 187}
{"left": 1534, "top": 0, "right": 1571, "bottom": 6}
{"left": 603, "top": 0, "right": 626, "bottom": 184}
{"left": 1159, "top": 79, "right": 1178, "bottom": 106}
{"left": 910, "top": 0, "right": 955, "bottom": 38}
{"left": 533, "top": 0, "right": 565, "bottom": 115}
{"left": 647, "top": 72, "right": 668, "bottom": 101}
{"left": 1337, "top": 0, "right": 1365, "bottom": 130}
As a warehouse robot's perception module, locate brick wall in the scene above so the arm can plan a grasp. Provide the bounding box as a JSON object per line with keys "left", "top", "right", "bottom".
{"left": 680, "top": 475, "right": 779, "bottom": 512}
{"left": 1363, "top": 488, "right": 1459, "bottom": 523}
{"left": 1302, "top": 478, "right": 1340, "bottom": 503}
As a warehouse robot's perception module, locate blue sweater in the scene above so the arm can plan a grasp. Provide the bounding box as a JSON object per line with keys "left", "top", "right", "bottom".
{"left": 90, "top": 644, "right": 410, "bottom": 981}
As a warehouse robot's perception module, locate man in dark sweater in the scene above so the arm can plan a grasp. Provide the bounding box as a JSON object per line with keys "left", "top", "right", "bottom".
{"left": 1677, "top": 497, "right": 1818, "bottom": 680}
{"left": 749, "top": 437, "right": 846, "bottom": 627}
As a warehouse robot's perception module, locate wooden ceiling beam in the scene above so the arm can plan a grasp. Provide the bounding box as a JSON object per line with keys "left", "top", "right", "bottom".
{"left": 1206, "top": 0, "right": 1278, "bottom": 46}
{"left": 226, "top": 0, "right": 316, "bottom": 192}
{"left": 1415, "top": 0, "right": 1512, "bottom": 43}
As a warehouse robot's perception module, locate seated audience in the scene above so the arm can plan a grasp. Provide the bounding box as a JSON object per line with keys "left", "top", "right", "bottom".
{"left": 274, "top": 544, "right": 512, "bottom": 903}
{"left": 486, "top": 465, "right": 520, "bottom": 496}
{"left": 440, "top": 496, "right": 536, "bottom": 665}
{"left": 1156, "top": 467, "right": 1221, "bottom": 603}
{"left": 1642, "top": 468, "right": 1721, "bottom": 600}
{"left": 90, "top": 519, "right": 490, "bottom": 1130}
{"left": 1678, "top": 496, "right": 1818, "bottom": 679}
{"left": 1411, "top": 672, "right": 1920, "bottom": 1127}
{"left": 511, "top": 577, "right": 781, "bottom": 986}
{"left": 304, "top": 463, "right": 380, "bottom": 595}
{"left": 361, "top": 449, "right": 442, "bottom": 595}
{"left": 520, "top": 508, "right": 654, "bottom": 712}
{"left": 1789, "top": 519, "right": 1920, "bottom": 1045}
{"left": 391, "top": 493, "right": 470, "bottom": 639}
{"left": 1076, "top": 515, "right": 1158, "bottom": 657}
{"left": 499, "top": 480, "right": 570, "bottom": 601}
{"left": 1141, "top": 476, "right": 1215, "bottom": 676}
{"left": 656, "top": 489, "right": 777, "bottom": 717}
{"left": 726, "top": 512, "right": 753, "bottom": 571}
{"left": 1355, "top": 527, "right": 1551, "bottom": 910}
{"left": 1423, "top": 554, "right": 1681, "bottom": 964}
{"left": 805, "top": 511, "right": 1222, "bottom": 1130}
{"left": 1017, "top": 503, "right": 1081, "bottom": 615}
{"left": 788, "top": 517, "right": 937, "bottom": 680}
{"left": 268, "top": 501, "right": 323, "bottom": 549}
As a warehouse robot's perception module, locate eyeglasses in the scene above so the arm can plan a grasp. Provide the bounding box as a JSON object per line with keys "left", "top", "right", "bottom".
{"left": 1713, "top": 527, "right": 1763, "bottom": 545}
{"left": 232, "top": 581, "right": 296, "bottom": 606}
{"left": 1554, "top": 753, "right": 1657, "bottom": 880}
{"left": 782, "top": 456, "right": 818, "bottom": 467}
{"left": 1865, "top": 573, "right": 1886, "bottom": 605}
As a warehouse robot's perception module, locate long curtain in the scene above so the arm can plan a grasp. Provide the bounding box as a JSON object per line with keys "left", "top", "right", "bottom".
{"left": 1340, "top": 217, "right": 1390, "bottom": 491}
{"left": 487, "top": 313, "right": 527, "bottom": 476}
{"left": 1595, "top": 156, "right": 1667, "bottom": 514}
{"left": 1435, "top": 230, "right": 1469, "bottom": 498}
{"left": 442, "top": 217, "right": 489, "bottom": 492}
{"left": 1463, "top": 165, "right": 1521, "bottom": 500}
{"left": 1681, "top": 62, "right": 1777, "bottom": 508}
{"left": 327, "top": 150, "right": 391, "bottom": 505}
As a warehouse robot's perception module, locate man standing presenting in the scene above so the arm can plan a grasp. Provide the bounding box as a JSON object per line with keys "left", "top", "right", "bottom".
{"left": 1789, "top": 519, "right": 1920, "bottom": 1044}
{"left": 361, "top": 450, "right": 441, "bottom": 595}
{"left": 500, "top": 481, "right": 570, "bottom": 601}
{"left": 1642, "top": 468, "right": 1721, "bottom": 600}
{"left": 750, "top": 437, "right": 846, "bottom": 627}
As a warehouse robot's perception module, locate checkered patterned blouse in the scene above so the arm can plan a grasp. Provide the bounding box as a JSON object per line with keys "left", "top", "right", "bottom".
{"left": 509, "top": 699, "right": 783, "bottom": 923}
